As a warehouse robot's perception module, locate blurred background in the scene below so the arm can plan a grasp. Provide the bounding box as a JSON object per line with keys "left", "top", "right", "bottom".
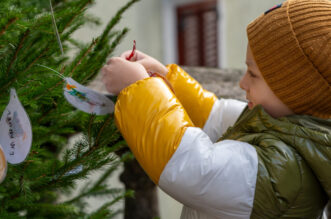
{"left": 74, "top": 0, "right": 281, "bottom": 69}
{"left": 73, "top": 0, "right": 281, "bottom": 218}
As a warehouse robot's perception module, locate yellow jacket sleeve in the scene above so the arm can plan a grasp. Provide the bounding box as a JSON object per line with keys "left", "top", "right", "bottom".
{"left": 166, "top": 64, "right": 217, "bottom": 128}
{"left": 115, "top": 77, "right": 193, "bottom": 184}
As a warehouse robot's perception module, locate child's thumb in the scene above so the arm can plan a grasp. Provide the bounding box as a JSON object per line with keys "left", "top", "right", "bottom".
{"left": 136, "top": 59, "right": 151, "bottom": 70}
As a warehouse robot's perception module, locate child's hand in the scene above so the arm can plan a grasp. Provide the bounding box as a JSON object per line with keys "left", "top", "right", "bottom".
{"left": 102, "top": 57, "right": 149, "bottom": 95}
{"left": 121, "top": 50, "right": 168, "bottom": 77}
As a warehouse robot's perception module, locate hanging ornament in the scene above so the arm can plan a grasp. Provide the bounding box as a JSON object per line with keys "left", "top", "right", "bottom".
{"left": 0, "top": 144, "right": 7, "bottom": 183}
{"left": 64, "top": 77, "right": 114, "bottom": 115}
{"left": 45, "top": 1, "right": 114, "bottom": 115}
{"left": 0, "top": 88, "right": 33, "bottom": 164}
{"left": 36, "top": 65, "right": 115, "bottom": 115}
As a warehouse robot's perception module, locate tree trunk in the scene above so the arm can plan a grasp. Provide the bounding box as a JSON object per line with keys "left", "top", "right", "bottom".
{"left": 325, "top": 201, "right": 331, "bottom": 219}
{"left": 120, "top": 158, "right": 159, "bottom": 219}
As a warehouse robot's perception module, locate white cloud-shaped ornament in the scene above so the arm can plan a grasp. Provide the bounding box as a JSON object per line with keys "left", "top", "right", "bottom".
{"left": 0, "top": 88, "right": 32, "bottom": 167}
{"left": 64, "top": 77, "right": 114, "bottom": 115}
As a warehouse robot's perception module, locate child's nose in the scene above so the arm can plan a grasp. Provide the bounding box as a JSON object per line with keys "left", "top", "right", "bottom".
{"left": 239, "top": 72, "right": 249, "bottom": 91}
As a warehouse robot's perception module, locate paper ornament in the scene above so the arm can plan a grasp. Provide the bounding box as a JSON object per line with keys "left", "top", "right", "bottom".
{"left": 0, "top": 88, "right": 33, "bottom": 164}
{"left": 64, "top": 77, "right": 114, "bottom": 115}
{"left": 48, "top": 1, "right": 114, "bottom": 115}
{"left": 0, "top": 144, "right": 7, "bottom": 183}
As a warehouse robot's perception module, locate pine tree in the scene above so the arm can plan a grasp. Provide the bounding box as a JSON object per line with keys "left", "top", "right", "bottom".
{"left": 0, "top": 0, "right": 139, "bottom": 217}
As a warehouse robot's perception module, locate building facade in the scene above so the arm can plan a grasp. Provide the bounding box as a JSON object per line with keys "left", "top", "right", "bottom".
{"left": 75, "top": 0, "right": 281, "bottom": 69}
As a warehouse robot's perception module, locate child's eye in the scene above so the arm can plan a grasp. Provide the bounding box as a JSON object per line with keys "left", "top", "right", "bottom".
{"left": 248, "top": 71, "right": 257, "bottom": 78}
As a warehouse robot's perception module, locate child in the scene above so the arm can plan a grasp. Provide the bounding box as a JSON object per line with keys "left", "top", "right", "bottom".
{"left": 102, "top": 0, "right": 331, "bottom": 218}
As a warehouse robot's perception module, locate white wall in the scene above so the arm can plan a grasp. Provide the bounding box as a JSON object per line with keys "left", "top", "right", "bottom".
{"left": 73, "top": 0, "right": 163, "bottom": 61}
{"left": 74, "top": 0, "right": 282, "bottom": 69}
{"left": 221, "top": 0, "right": 282, "bottom": 69}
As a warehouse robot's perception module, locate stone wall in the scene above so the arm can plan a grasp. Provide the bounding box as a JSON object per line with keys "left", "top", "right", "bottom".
{"left": 90, "top": 66, "right": 246, "bottom": 101}
{"left": 182, "top": 66, "right": 246, "bottom": 100}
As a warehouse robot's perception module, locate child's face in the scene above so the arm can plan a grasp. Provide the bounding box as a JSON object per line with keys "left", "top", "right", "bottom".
{"left": 240, "top": 44, "right": 294, "bottom": 118}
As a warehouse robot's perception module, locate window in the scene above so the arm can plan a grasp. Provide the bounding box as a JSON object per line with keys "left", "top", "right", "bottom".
{"left": 177, "top": 0, "right": 219, "bottom": 67}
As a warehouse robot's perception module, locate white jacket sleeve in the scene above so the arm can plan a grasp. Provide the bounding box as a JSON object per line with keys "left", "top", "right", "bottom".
{"left": 115, "top": 77, "right": 257, "bottom": 219}
{"left": 159, "top": 100, "right": 257, "bottom": 219}
{"left": 158, "top": 127, "right": 258, "bottom": 219}
{"left": 203, "top": 98, "right": 247, "bottom": 142}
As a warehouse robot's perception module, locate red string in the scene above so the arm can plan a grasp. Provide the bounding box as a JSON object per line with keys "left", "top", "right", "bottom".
{"left": 127, "top": 40, "right": 136, "bottom": 61}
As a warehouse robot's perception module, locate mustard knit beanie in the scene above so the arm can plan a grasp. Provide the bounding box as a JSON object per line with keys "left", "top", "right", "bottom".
{"left": 247, "top": 0, "right": 331, "bottom": 119}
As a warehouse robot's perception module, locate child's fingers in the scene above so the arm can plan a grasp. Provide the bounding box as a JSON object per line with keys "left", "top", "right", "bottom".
{"left": 122, "top": 50, "right": 149, "bottom": 61}
{"left": 102, "top": 57, "right": 149, "bottom": 94}
{"left": 127, "top": 52, "right": 138, "bottom": 61}
{"left": 136, "top": 58, "right": 168, "bottom": 77}
{"left": 107, "top": 56, "right": 124, "bottom": 65}
{"left": 120, "top": 50, "right": 138, "bottom": 61}
{"left": 136, "top": 59, "right": 150, "bottom": 69}
{"left": 120, "top": 51, "right": 129, "bottom": 59}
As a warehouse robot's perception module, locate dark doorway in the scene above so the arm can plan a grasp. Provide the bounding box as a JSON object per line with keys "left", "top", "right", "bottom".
{"left": 177, "top": 0, "right": 219, "bottom": 67}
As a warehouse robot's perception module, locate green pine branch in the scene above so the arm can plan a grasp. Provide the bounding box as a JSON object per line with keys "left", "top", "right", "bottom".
{"left": 0, "top": 0, "right": 140, "bottom": 217}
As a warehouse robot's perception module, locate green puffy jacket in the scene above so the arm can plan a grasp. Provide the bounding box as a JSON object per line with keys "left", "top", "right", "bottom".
{"left": 221, "top": 105, "right": 331, "bottom": 218}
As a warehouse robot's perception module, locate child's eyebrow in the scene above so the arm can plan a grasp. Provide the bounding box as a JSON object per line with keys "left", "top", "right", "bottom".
{"left": 245, "top": 61, "right": 254, "bottom": 66}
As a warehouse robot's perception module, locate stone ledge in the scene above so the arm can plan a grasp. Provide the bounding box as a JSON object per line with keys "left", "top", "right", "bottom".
{"left": 182, "top": 66, "right": 246, "bottom": 101}
{"left": 90, "top": 66, "right": 246, "bottom": 101}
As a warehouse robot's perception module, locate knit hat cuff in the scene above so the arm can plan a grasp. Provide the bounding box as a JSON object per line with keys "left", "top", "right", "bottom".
{"left": 247, "top": 0, "right": 331, "bottom": 118}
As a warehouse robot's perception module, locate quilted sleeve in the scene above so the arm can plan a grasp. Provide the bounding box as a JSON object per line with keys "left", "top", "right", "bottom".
{"left": 115, "top": 77, "right": 258, "bottom": 218}
{"left": 115, "top": 77, "right": 193, "bottom": 184}
{"left": 166, "top": 64, "right": 217, "bottom": 128}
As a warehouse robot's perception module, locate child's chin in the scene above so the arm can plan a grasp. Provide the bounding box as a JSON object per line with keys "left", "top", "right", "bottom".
{"left": 248, "top": 101, "right": 254, "bottom": 109}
